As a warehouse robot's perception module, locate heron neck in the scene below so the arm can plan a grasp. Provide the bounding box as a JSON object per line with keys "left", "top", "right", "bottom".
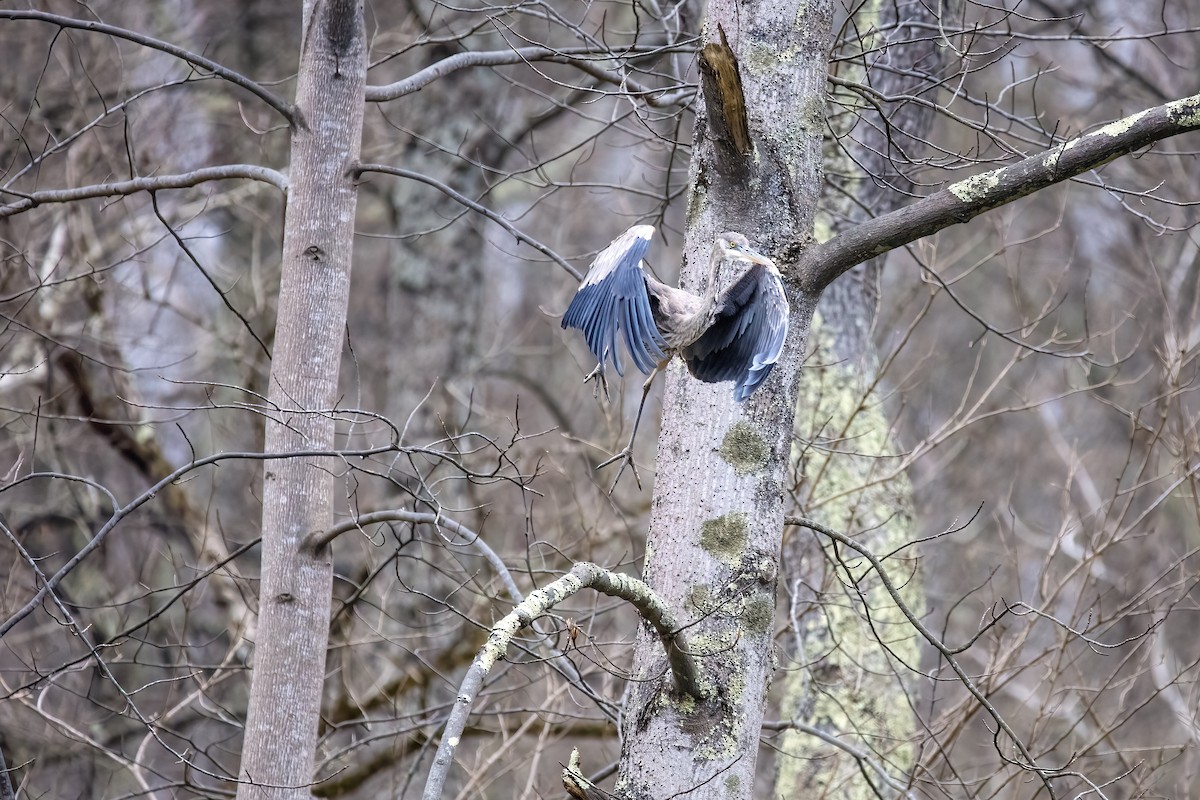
{"left": 702, "top": 248, "right": 723, "bottom": 309}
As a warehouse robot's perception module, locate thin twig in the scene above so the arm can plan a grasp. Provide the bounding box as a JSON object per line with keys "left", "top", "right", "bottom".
{"left": 306, "top": 509, "right": 521, "bottom": 601}
{"left": 0, "top": 443, "right": 400, "bottom": 638}
{"left": 786, "top": 516, "right": 1061, "bottom": 799}
{"left": 0, "top": 729, "right": 14, "bottom": 800}
{"left": 352, "top": 163, "right": 579, "bottom": 279}
{"left": 762, "top": 719, "right": 916, "bottom": 799}
{"left": 365, "top": 45, "right": 687, "bottom": 105}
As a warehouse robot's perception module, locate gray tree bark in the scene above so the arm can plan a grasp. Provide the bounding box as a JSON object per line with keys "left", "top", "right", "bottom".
{"left": 614, "top": 1, "right": 834, "bottom": 797}
{"left": 236, "top": 2, "right": 366, "bottom": 798}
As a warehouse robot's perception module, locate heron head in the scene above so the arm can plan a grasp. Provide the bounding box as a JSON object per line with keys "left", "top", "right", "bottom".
{"left": 716, "top": 232, "right": 775, "bottom": 269}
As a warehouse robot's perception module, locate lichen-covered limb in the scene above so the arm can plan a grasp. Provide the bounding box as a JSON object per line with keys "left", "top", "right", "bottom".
{"left": 803, "top": 92, "right": 1200, "bottom": 292}
{"left": 422, "top": 562, "right": 701, "bottom": 800}
{"left": 578, "top": 563, "right": 704, "bottom": 699}
{"left": 777, "top": 311, "right": 923, "bottom": 798}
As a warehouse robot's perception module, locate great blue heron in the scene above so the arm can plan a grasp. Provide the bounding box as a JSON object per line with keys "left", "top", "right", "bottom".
{"left": 561, "top": 224, "right": 789, "bottom": 487}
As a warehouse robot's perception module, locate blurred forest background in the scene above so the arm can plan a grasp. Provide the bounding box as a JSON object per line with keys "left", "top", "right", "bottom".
{"left": 2, "top": 0, "right": 1200, "bottom": 797}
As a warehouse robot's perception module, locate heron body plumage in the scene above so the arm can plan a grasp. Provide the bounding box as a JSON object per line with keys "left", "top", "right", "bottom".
{"left": 560, "top": 224, "right": 789, "bottom": 488}
{"left": 562, "top": 224, "right": 789, "bottom": 402}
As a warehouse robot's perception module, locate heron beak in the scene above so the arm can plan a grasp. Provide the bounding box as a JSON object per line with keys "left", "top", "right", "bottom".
{"left": 734, "top": 246, "right": 775, "bottom": 268}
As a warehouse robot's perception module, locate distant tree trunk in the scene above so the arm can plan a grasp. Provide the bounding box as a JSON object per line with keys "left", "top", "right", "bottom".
{"left": 775, "top": 1, "right": 948, "bottom": 794}
{"left": 237, "top": 3, "right": 366, "bottom": 798}
{"left": 614, "top": 1, "right": 834, "bottom": 797}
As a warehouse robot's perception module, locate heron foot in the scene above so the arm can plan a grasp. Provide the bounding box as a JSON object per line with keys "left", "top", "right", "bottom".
{"left": 582, "top": 363, "right": 610, "bottom": 401}
{"left": 597, "top": 447, "right": 642, "bottom": 492}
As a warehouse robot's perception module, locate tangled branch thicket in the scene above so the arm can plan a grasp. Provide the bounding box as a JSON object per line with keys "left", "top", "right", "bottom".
{"left": 2, "top": 0, "right": 1199, "bottom": 797}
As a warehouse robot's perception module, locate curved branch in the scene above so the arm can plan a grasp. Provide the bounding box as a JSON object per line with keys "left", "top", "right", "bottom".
{"left": 353, "top": 163, "right": 581, "bottom": 280}
{"left": 0, "top": 165, "right": 288, "bottom": 218}
{"left": 306, "top": 509, "right": 522, "bottom": 603}
{"left": 422, "top": 561, "right": 704, "bottom": 800}
{"left": 0, "top": 10, "right": 295, "bottom": 124}
{"left": 803, "top": 92, "right": 1200, "bottom": 292}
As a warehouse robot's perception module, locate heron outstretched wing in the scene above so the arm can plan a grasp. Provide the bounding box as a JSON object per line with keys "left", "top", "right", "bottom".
{"left": 561, "top": 225, "right": 667, "bottom": 376}
{"left": 680, "top": 262, "right": 789, "bottom": 401}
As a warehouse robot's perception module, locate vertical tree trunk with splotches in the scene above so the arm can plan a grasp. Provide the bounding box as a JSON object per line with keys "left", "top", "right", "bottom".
{"left": 614, "top": 1, "right": 834, "bottom": 797}
{"left": 236, "top": 3, "right": 366, "bottom": 798}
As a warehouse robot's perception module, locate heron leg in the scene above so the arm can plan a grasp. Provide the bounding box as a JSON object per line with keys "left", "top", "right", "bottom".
{"left": 582, "top": 362, "right": 610, "bottom": 401}
{"left": 597, "top": 365, "right": 660, "bottom": 491}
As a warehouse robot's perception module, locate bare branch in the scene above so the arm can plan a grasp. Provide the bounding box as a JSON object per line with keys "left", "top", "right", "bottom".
{"left": 762, "top": 719, "right": 916, "bottom": 799}
{"left": 0, "top": 720, "right": 14, "bottom": 800}
{"left": 0, "top": 9, "right": 295, "bottom": 124}
{"left": 148, "top": 194, "right": 273, "bottom": 359}
{"left": 365, "top": 45, "right": 688, "bottom": 106}
{"left": 0, "top": 443, "right": 399, "bottom": 638}
{"left": 803, "top": 93, "right": 1200, "bottom": 291}
{"left": 0, "top": 165, "right": 288, "bottom": 218}
{"left": 422, "top": 561, "right": 704, "bottom": 800}
{"left": 785, "top": 516, "right": 1063, "bottom": 797}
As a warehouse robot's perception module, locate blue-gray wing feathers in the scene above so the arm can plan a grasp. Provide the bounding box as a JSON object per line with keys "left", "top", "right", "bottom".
{"left": 561, "top": 229, "right": 667, "bottom": 376}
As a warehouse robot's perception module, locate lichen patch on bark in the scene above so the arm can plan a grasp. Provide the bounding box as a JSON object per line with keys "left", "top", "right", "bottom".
{"left": 699, "top": 513, "right": 749, "bottom": 565}
{"left": 687, "top": 584, "right": 714, "bottom": 614}
{"left": 720, "top": 421, "right": 769, "bottom": 474}
{"left": 739, "top": 595, "right": 774, "bottom": 636}
{"left": 1168, "top": 94, "right": 1200, "bottom": 126}
{"left": 948, "top": 168, "right": 1002, "bottom": 201}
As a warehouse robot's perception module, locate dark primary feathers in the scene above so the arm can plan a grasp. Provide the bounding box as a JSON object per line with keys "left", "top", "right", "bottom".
{"left": 562, "top": 225, "right": 789, "bottom": 401}
{"left": 680, "top": 262, "right": 789, "bottom": 401}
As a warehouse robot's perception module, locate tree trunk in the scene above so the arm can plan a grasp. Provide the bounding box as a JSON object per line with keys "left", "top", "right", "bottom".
{"left": 615, "top": 1, "right": 834, "bottom": 797}
{"left": 237, "top": 3, "right": 366, "bottom": 798}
